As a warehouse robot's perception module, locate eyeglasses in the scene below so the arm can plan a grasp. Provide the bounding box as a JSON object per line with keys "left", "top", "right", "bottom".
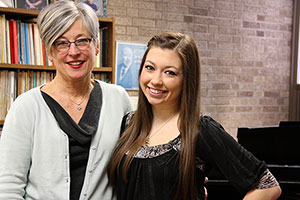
{"left": 53, "top": 38, "right": 94, "bottom": 52}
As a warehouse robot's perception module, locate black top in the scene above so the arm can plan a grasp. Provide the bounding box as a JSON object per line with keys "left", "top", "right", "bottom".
{"left": 114, "top": 114, "right": 267, "bottom": 200}
{"left": 41, "top": 82, "right": 102, "bottom": 200}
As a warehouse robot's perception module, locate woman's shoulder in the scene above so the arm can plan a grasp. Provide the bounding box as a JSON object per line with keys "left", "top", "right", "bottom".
{"left": 200, "top": 115, "right": 224, "bottom": 130}
{"left": 13, "top": 86, "right": 42, "bottom": 105}
{"left": 198, "top": 115, "right": 230, "bottom": 141}
{"left": 5, "top": 87, "right": 43, "bottom": 119}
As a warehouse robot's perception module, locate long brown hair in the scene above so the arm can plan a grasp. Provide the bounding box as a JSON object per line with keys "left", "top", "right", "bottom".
{"left": 108, "top": 32, "right": 201, "bottom": 200}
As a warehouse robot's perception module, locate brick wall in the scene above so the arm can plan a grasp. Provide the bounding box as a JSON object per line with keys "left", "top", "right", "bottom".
{"left": 107, "top": 0, "right": 293, "bottom": 137}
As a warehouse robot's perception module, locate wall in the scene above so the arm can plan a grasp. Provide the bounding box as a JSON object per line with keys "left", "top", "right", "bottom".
{"left": 107, "top": 0, "right": 293, "bottom": 137}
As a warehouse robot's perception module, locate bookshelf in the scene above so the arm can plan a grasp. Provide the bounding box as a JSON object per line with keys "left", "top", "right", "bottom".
{"left": 0, "top": 7, "right": 116, "bottom": 125}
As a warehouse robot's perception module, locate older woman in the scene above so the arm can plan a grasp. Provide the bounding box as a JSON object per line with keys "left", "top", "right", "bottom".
{"left": 0, "top": 1, "right": 132, "bottom": 199}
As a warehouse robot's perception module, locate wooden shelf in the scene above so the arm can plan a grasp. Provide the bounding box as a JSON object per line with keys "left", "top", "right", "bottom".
{"left": 0, "top": 7, "right": 39, "bottom": 18}
{"left": 0, "top": 63, "right": 55, "bottom": 71}
{"left": 0, "top": 64, "right": 112, "bottom": 72}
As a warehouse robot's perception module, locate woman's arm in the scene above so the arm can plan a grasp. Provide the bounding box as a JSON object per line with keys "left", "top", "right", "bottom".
{"left": 197, "top": 116, "right": 282, "bottom": 198}
{"left": 244, "top": 186, "right": 282, "bottom": 200}
{"left": 244, "top": 167, "right": 281, "bottom": 199}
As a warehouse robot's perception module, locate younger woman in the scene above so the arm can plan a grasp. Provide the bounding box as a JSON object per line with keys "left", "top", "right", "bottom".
{"left": 108, "top": 32, "right": 281, "bottom": 200}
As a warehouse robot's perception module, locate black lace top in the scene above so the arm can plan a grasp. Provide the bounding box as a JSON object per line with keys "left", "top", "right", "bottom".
{"left": 114, "top": 113, "right": 279, "bottom": 200}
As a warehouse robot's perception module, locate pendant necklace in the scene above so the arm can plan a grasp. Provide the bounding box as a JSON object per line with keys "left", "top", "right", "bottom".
{"left": 69, "top": 97, "right": 86, "bottom": 111}
{"left": 68, "top": 84, "right": 92, "bottom": 111}
{"left": 69, "top": 94, "right": 88, "bottom": 111}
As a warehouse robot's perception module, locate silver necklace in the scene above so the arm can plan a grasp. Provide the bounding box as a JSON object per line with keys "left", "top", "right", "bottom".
{"left": 68, "top": 96, "right": 87, "bottom": 111}
{"left": 68, "top": 84, "right": 92, "bottom": 111}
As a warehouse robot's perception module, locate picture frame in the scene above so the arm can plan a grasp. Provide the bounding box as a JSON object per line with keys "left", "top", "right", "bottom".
{"left": 0, "top": 0, "right": 14, "bottom": 7}
{"left": 115, "top": 42, "right": 147, "bottom": 90}
{"left": 14, "top": 0, "right": 48, "bottom": 10}
{"left": 77, "top": 0, "right": 106, "bottom": 17}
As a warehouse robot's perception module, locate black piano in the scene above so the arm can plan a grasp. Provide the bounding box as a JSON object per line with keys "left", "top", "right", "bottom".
{"left": 205, "top": 121, "right": 300, "bottom": 200}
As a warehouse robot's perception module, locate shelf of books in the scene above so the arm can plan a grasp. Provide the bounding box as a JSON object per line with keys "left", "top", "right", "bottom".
{"left": 0, "top": 7, "right": 116, "bottom": 124}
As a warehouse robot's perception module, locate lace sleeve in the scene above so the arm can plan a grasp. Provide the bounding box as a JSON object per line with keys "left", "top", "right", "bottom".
{"left": 255, "top": 169, "right": 279, "bottom": 189}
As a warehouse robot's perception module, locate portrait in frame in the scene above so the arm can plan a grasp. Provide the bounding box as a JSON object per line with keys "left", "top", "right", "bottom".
{"left": 115, "top": 42, "right": 147, "bottom": 90}
{"left": 14, "top": 0, "right": 48, "bottom": 10}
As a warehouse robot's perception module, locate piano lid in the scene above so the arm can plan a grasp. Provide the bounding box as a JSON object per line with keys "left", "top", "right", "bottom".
{"left": 237, "top": 122, "right": 300, "bottom": 166}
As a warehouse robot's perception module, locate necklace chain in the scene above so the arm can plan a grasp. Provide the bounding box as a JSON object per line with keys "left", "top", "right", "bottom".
{"left": 68, "top": 95, "right": 88, "bottom": 111}
{"left": 68, "top": 83, "right": 93, "bottom": 111}
{"left": 145, "top": 114, "right": 177, "bottom": 146}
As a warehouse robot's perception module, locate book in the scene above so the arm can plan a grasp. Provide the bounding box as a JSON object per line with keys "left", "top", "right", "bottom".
{"left": 0, "top": 14, "right": 4, "bottom": 63}
{"left": 24, "top": 22, "right": 30, "bottom": 65}
{"left": 8, "top": 71, "right": 16, "bottom": 111}
{"left": 33, "top": 71, "right": 36, "bottom": 88}
{"left": 41, "top": 43, "right": 46, "bottom": 66}
{"left": 8, "top": 20, "right": 15, "bottom": 64}
{"left": 6, "top": 19, "right": 11, "bottom": 64}
{"left": 33, "top": 24, "right": 41, "bottom": 65}
{"left": 17, "top": 70, "right": 24, "bottom": 95}
{"left": 28, "top": 23, "right": 34, "bottom": 65}
{"left": 17, "top": 20, "right": 23, "bottom": 64}
{"left": 41, "top": 71, "right": 46, "bottom": 85}
{"left": 20, "top": 22, "right": 26, "bottom": 64}
{"left": 100, "top": 27, "right": 108, "bottom": 67}
{"left": 38, "top": 30, "right": 43, "bottom": 66}
{"left": 2, "top": 15, "right": 6, "bottom": 64}
{"left": 9, "top": 20, "right": 19, "bottom": 64}
{"left": 4, "top": 70, "right": 10, "bottom": 115}
{"left": 0, "top": 70, "right": 7, "bottom": 120}
{"left": 95, "top": 28, "right": 101, "bottom": 68}
{"left": 36, "top": 71, "right": 41, "bottom": 87}
{"left": 28, "top": 71, "right": 33, "bottom": 90}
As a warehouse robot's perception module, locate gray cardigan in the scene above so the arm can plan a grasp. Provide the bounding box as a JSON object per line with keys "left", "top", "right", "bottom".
{"left": 0, "top": 80, "right": 133, "bottom": 200}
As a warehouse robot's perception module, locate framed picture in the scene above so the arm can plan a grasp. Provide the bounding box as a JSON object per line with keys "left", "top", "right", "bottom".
{"left": 15, "top": 0, "right": 48, "bottom": 10}
{"left": 0, "top": 0, "right": 14, "bottom": 7}
{"left": 77, "top": 0, "right": 106, "bottom": 17}
{"left": 115, "top": 42, "right": 147, "bottom": 90}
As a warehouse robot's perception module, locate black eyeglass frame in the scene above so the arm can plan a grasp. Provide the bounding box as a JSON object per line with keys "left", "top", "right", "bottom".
{"left": 52, "top": 38, "right": 94, "bottom": 52}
